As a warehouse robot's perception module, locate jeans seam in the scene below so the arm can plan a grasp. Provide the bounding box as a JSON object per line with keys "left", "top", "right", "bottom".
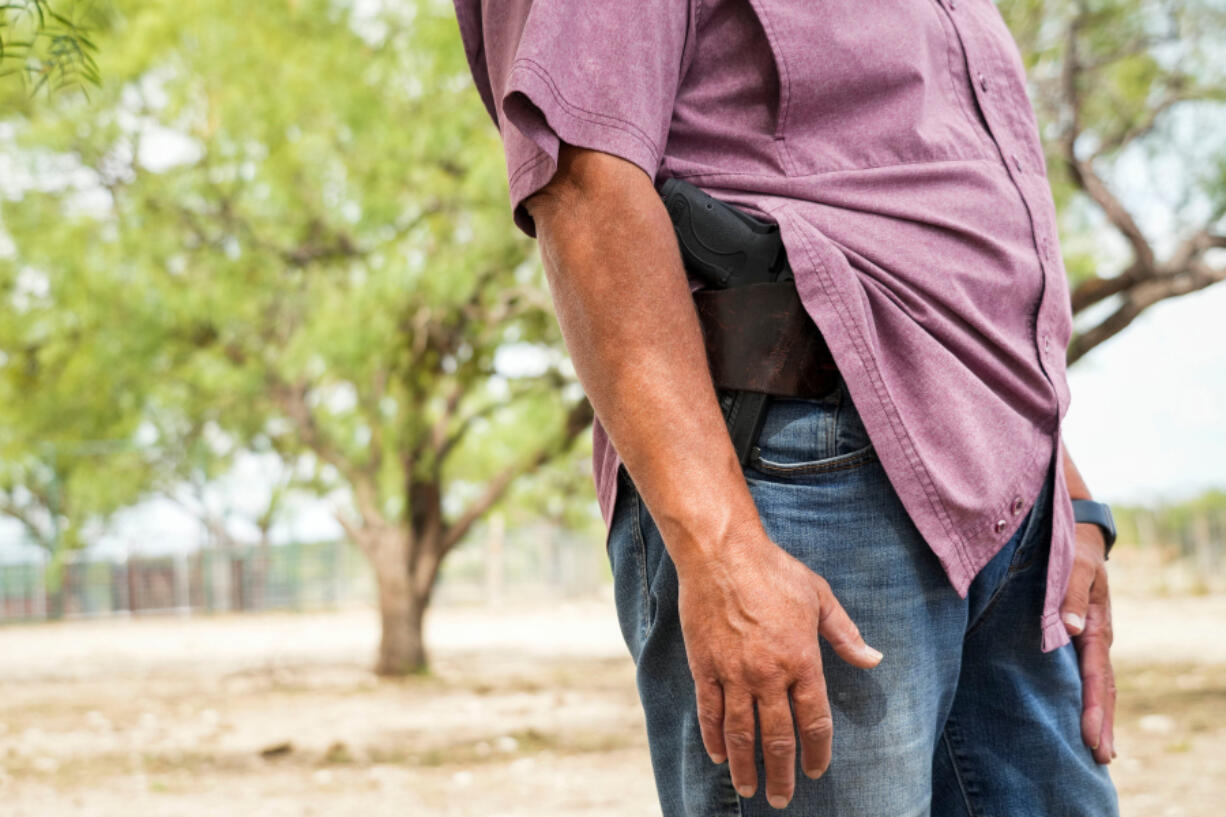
{"left": 941, "top": 725, "right": 979, "bottom": 817}
{"left": 629, "top": 486, "right": 653, "bottom": 642}
{"left": 828, "top": 381, "right": 842, "bottom": 455}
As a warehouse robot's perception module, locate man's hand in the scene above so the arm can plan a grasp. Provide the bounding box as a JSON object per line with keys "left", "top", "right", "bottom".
{"left": 1060, "top": 520, "right": 1116, "bottom": 764}
{"left": 678, "top": 526, "right": 883, "bottom": 810}
{"left": 525, "top": 143, "right": 881, "bottom": 808}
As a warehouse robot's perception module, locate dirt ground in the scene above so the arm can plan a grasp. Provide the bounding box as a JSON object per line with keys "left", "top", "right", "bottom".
{"left": 1, "top": 552, "right": 1224, "bottom": 817}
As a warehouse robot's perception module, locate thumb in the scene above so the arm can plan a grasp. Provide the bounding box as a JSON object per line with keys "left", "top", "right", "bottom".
{"left": 815, "top": 577, "right": 883, "bottom": 669}
{"left": 1061, "top": 559, "right": 1094, "bottom": 636}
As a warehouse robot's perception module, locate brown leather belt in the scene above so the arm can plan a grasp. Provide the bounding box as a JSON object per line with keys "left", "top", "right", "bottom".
{"left": 692, "top": 281, "right": 840, "bottom": 400}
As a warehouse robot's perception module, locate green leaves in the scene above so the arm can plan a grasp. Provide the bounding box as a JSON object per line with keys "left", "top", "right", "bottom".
{"left": 0, "top": 1, "right": 102, "bottom": 97}
{"left": 0, "top": 0, "right": 594, "bottom": 563}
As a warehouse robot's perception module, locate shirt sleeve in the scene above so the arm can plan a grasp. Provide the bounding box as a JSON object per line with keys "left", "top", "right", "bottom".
{"left": 452, "top": 0, "right": 695, "bottom": 238}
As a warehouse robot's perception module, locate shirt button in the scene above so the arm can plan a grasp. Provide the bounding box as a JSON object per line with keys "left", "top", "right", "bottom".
{"left": 948, "top": 0, "right": 956, "bottom": 8}
{"left": 994, "top": 518, "right": 1008, "bottom": 535}
{"left": 977, "top": 73, "right": 989, "bottom": 92}
{"left": 1011, "top": 153, "right": 1024, "bottom": 172}
{"left": 1011, "top": 496, "right": 1025, "bottom": 515}
{"left": 1043, "top": 335, "right": 1051, "bottom": 353}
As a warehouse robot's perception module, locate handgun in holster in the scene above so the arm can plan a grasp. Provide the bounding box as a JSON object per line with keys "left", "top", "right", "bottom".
{"left": 658, "top": 176, "right": 837, "bottom": 467}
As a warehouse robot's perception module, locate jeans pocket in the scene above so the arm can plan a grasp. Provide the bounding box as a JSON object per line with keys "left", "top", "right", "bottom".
{"left": 746, "top": 378, "right": 877, "bottom": 478}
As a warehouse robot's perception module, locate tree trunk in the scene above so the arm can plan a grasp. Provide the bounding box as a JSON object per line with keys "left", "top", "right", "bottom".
{"left": 369, "top": 528, "right": 438, "bottom": 676}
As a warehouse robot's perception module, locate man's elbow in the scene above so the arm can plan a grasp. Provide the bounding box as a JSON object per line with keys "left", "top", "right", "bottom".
{"left": 523, "top": 143, "right": 654, "bottom": 230}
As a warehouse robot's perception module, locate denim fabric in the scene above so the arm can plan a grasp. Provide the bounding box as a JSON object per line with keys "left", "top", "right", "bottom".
{"left": 606, "top": 375, "right": 1119, "bottom": 816}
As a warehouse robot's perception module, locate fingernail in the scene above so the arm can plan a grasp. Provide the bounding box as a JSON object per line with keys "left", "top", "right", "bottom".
{"left": 737, "top": 785, "right": 755, "bottom": 799}
{"left": 711, "top": 752, "right": 726, "bottom": 764}
{"left": 1062, "top": 612, "right": 1085, "bottom": 633}
{"left": 863, "top": 645, "right": 884, "bottom": 663}
{"left": 768, "top": 794, "right": 789, "bottom": 809}
{"left": 804, "top": 766, "right": 824, "bottom": 779}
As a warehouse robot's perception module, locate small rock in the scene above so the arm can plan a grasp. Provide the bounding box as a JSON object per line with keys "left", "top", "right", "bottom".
{"left": 1138, "top": 714, "right": 1176, "bottom": 734}
{"left": 494, "top": 735, "right": 519, "bottom": 753}
{"left": 259, "top": 741, "right": 294, "bottom": 759}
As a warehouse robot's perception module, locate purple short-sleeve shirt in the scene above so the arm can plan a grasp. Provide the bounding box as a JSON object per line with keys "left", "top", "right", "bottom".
{"left": 453, "top": 0, "right": 1078, "bottom": 653}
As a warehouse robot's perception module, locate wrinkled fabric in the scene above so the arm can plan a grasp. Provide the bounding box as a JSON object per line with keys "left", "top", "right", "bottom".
{"left": 452, "top": 0, "right": 1078, "bottom": 652}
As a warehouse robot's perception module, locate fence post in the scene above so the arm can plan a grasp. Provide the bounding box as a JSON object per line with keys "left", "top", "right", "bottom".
{"left": 1193, "top": 511, "right": 1213, "bottom": 593}
{"left": 330, "top": 540, "right": 343, "bottom": 607}
{"left": 35, "top": 558, "right": 47, "bottom": 621}
{"left": 174, "top": 550, "right": 190, "bottom": 615}
{"left": 486, "top": 513, "right": 505, "bottom": 608}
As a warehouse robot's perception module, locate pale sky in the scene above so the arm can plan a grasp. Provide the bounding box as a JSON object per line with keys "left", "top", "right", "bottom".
{"left": 1062, "top": 282, "right": 1226, "bottom": 506}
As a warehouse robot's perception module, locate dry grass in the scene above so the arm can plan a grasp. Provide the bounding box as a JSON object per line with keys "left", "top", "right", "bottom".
{"left": 0, "top": 552, "right": 1222, "bottom": 816}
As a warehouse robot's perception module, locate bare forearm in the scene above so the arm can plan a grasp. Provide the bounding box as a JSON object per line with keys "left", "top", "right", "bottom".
{"left": 525, "top": 146, "right": 764, "bottom": 571}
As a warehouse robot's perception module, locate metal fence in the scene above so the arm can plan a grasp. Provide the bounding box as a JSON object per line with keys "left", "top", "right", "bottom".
{"left": 0, "top": 540, "right": 374, "bottom": 623}
{"left": 0, "top": 520, "right": 611, "bottom": 624}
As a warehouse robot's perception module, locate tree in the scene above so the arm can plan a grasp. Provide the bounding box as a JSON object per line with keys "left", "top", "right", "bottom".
{"left": 0, "top": 1, "right": 99, "bottom": 95}
{"left": 1, "top": 0, "right": 591, "bottom": 673}
{"left": 0, "top": 190, "right": 163, "bottom": 604}
{"left": 1001, "top": 0, "right": 1226, "bottom": 363}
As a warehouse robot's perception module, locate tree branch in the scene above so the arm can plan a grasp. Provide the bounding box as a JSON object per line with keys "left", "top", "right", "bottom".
{"left": 1069, "top": 259, "right": 1226, "bottom": 364}
{"left": 439, "top": 397, "right": 593, "bottom": 554}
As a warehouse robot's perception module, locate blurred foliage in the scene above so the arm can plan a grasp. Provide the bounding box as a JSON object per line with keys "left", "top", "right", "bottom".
{"left": 0, "top": 0, "right": 100, "bottom": 96}
{"left": 999, "top": 0, "right": 1226, "bottom": 294}
{"left": 1115, "top": 488, "right": 1226, "bottom": 546}
{"left": 0, "top": 0, "right": 589, "bottom": 582}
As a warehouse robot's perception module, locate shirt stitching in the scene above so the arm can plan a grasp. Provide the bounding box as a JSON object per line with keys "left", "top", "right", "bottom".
{"left": 508, "top": 58, "right": 662, "bottom": 163}
{"left": 930, "top": 0, "right": 999, "bottom": 158}
{"left": 508, "top": 150, "right": 551, "bottom": 188}
{"left": 776, "top": 201, "right": 972, "bottom": 575}
{"left": 678, "top": 0, "right": 702, "bottom": 88}
{"left": 744, "top": 0, "right": 795, "bottom": 173}
{"left": 958, "top": 438, "right": 1047, "bottom": 541}
{"left": 666, "top": 155, "right": 998, "bottom": 182}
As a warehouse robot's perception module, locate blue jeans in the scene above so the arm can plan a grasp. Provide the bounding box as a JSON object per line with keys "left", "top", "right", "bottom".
{"left": 606, "top": 374, "right": 1119, "bottom": 816}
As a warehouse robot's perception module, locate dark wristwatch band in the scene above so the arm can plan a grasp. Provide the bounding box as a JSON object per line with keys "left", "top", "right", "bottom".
{"left": 1071, "top": 498, "right": 1117, "bottom": 559}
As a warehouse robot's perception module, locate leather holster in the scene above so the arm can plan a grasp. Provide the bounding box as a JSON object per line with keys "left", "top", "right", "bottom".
{"left": 692, "top": 281, "right": 839, "bottom": 400}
